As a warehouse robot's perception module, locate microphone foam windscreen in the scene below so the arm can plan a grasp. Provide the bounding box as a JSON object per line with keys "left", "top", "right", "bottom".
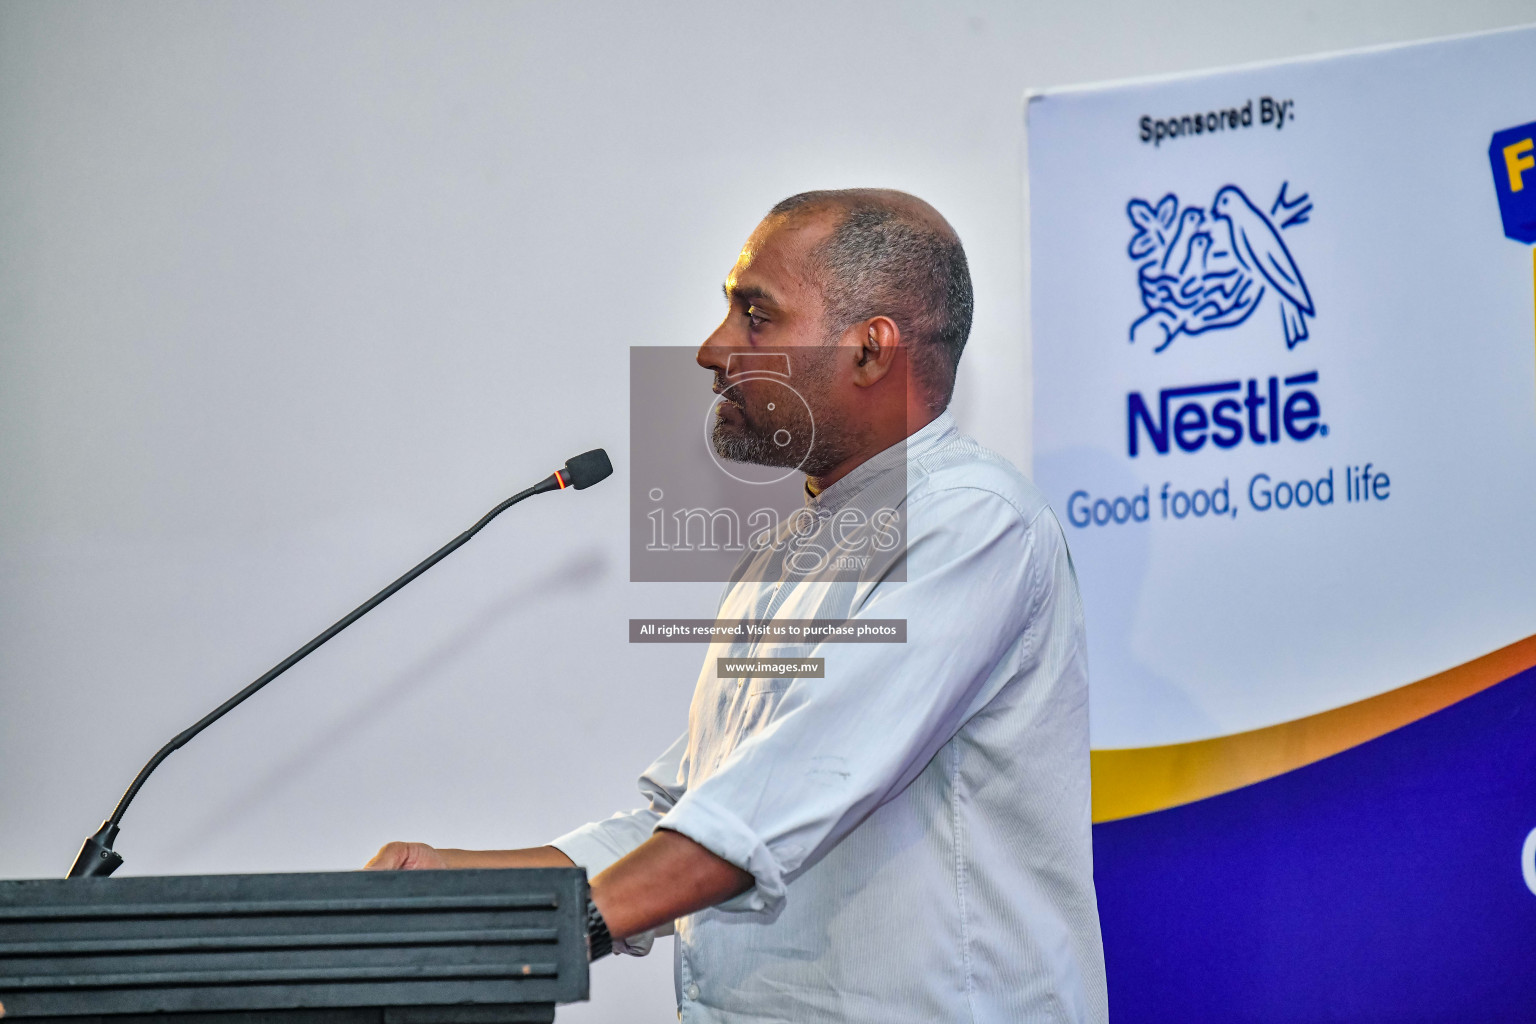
{"left": 565, "top": 449, "right": 614, "bottom": 490}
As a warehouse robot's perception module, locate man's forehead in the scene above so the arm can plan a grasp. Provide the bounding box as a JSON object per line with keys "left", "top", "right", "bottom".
{"left": 725, "top": 212, "right": 833, "bottom": 301}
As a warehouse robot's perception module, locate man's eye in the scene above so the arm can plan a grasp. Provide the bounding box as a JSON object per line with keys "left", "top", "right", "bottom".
{"left": 746, "top": 306, "right": 767, "bottom": 328}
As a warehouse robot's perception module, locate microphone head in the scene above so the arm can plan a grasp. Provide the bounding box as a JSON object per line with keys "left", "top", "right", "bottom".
{"left": 564, "top": 449, "right": 613, "bottom": 490}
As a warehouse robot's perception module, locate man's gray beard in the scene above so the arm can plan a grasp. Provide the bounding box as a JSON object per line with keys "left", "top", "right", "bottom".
{"left": 710, "top": 355, "right": 849, "bottom": 476}
{"left": 712, "top": 418, "right": 793, "bottom": 467}
{"left": 710, "top": 417, "right": 848, "bottom": 477}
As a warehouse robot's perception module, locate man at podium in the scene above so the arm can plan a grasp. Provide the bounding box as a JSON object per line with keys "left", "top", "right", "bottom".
{"left": 369, "top": 189, "right": 1107, "bottom": 1024}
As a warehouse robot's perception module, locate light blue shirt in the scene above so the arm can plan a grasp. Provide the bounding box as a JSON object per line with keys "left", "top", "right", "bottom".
{"left": 553, "top": 412, "right": 1107, "bottom": 1023}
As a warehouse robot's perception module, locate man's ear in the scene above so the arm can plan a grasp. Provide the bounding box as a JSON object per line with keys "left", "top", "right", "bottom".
{"left": 849, "top": 316, "right": 901, "bottom": 388}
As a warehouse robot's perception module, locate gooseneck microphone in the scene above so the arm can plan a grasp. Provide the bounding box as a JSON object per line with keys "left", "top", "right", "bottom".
{"left": 67, "top": 449, "right": 614, "bottom": 878}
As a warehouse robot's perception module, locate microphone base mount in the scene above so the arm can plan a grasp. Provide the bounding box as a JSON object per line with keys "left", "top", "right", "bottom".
{"left": 68, "top": 820, "right": 124, "bottom": 878}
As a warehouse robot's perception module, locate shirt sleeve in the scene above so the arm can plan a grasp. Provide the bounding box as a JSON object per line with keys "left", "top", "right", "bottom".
{"left": 655, "top": 484, "right": 1058, "bottom": 915}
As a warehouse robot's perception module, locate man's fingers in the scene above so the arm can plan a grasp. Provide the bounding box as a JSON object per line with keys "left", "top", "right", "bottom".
{"left": 364, "top": 842, "right": 402, "bottom": 870}
{"left": 365, "top": 841, "right": 449, "bottom": 870}
{"left": 364, "top": 841, "right": 414, "bottom": 870}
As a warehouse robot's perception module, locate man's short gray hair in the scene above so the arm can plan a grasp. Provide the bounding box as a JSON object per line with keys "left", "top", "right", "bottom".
{"left": 768, "top": 189, "right": 974, "bottom": 406}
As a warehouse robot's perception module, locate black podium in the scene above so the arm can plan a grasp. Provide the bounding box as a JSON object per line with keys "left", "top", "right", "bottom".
{"left": 0, "top": 869, "right": 590, "bottom": 1024}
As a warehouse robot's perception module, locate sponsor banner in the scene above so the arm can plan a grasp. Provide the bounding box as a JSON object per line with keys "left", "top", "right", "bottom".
{"left": 1027, "top": 25, "right": 1536, "bottom": 1021}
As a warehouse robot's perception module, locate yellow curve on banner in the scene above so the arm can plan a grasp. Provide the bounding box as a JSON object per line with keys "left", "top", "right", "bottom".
{"left": 1091, "top": 631, "right": 1536, "bottom": 823}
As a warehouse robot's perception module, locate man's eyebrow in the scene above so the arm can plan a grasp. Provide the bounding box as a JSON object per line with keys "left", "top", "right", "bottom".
{"left": 723, "top": 282, "right": 776, "bottom": 307}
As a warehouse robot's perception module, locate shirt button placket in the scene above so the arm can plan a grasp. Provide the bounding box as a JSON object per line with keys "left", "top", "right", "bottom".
{"left": 679, "top": 950, "right": 700, "bottom": 1018}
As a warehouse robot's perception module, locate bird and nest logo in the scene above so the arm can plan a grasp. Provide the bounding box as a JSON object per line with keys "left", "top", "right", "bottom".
{"left": 1127, "top": 183, "right": 1316, "bottom": 353}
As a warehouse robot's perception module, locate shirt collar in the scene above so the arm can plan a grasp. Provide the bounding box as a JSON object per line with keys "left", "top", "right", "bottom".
{"left": 804, "top": 410, "right": 957, "bottom": 512}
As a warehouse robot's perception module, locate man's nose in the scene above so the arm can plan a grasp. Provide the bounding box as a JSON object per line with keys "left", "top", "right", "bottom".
{"left": 697, "top": 319, "right": 731, "bottom": 372}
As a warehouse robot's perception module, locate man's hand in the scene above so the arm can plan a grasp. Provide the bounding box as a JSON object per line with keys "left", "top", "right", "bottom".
{"left": 365, "top": 842, "right": 450, "bottom": 870}
{"left": 364, "top": 843, "right": 576, "bottom": 871}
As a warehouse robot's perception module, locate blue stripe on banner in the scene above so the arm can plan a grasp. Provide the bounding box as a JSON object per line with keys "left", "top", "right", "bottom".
{"left": 1093, "top": 663, "right": 1536, "bottom": 1022}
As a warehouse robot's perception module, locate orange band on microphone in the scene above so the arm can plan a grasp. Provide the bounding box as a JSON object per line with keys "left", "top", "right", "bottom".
{"left": 555, "top": 470, "right": 568, "bottom": 489}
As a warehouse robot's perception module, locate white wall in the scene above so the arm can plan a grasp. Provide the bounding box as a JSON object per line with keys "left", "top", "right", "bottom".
{"left": 3, "top": 2, "right": 1532, "bottom": 1019}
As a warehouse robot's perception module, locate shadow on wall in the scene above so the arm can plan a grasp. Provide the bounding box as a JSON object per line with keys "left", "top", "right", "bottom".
{"left": 164, "top": 550, "right": 609, "bottom": 860}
